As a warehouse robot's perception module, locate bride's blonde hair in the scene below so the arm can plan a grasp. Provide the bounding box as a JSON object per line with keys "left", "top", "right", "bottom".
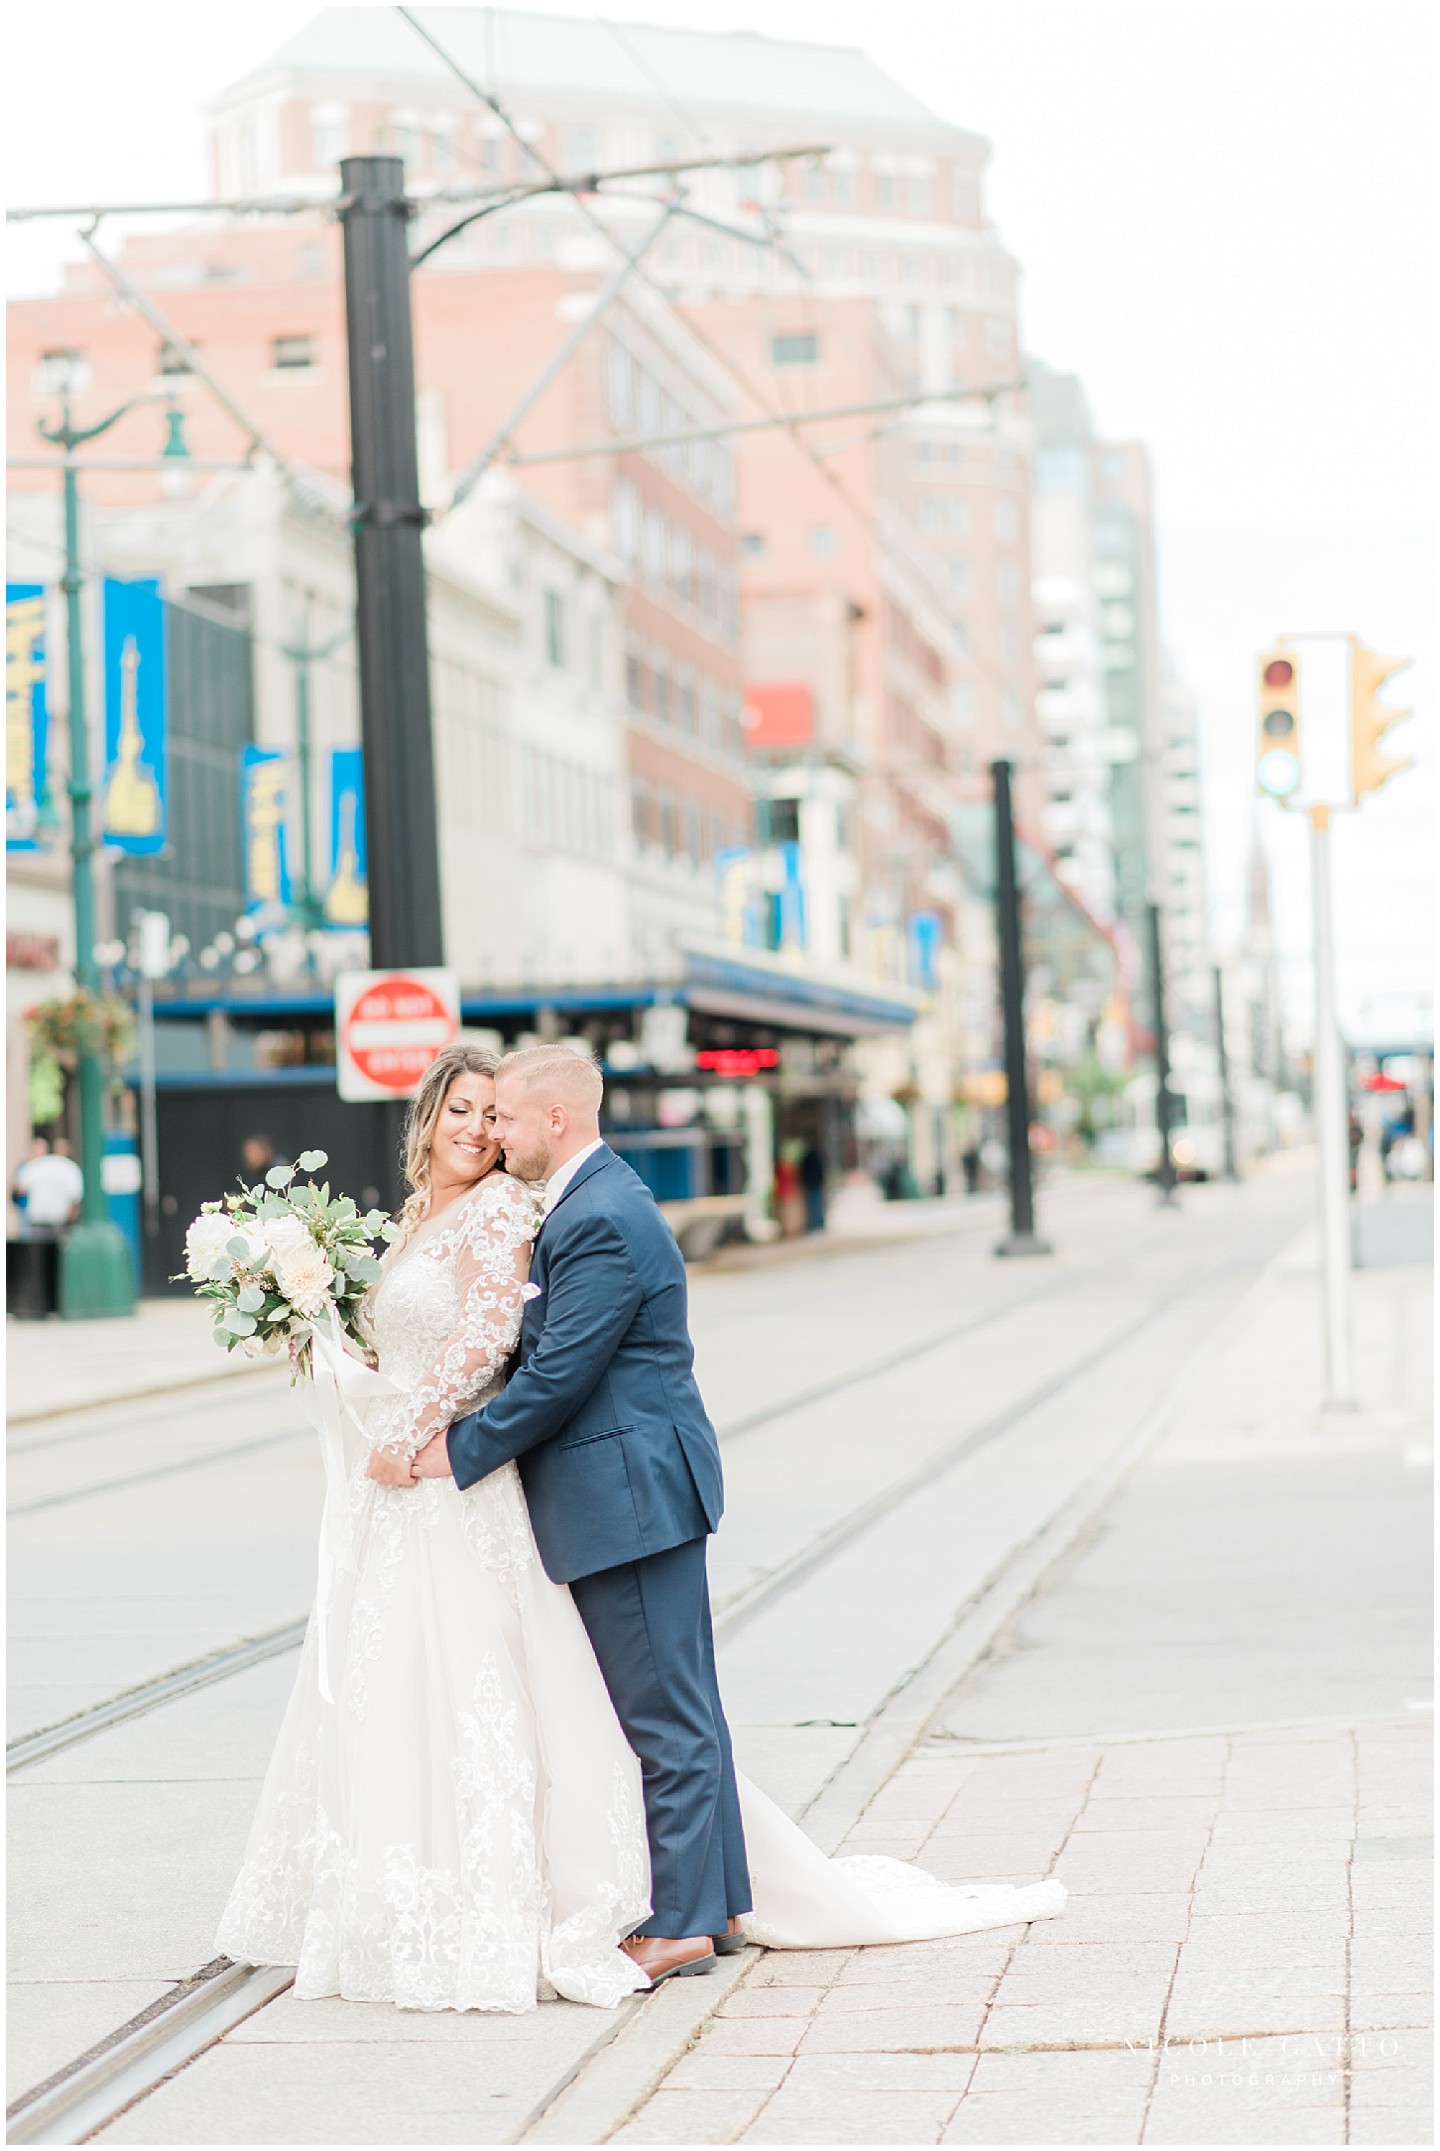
{"left": 395, "top": 1042, "right": 505, "bottom": 1243}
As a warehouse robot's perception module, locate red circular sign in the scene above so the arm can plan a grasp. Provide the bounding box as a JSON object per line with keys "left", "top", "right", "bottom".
{"left": 343, "top": 975, "right": 456, "bottom": 1095}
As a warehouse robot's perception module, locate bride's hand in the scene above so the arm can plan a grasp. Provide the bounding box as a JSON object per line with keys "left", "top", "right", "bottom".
{"left": 365, "top": 1447, "right": 415, "bottom": 1487}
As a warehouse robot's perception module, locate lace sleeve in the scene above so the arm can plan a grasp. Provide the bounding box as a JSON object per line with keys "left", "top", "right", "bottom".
{"left": 386, "top": 1176, "right": 540, "bottom": 1457}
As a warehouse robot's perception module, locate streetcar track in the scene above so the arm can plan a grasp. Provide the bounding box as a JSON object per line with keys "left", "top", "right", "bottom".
{"left": 6, "top": 1429, "right": 309, "bottom": 1518}
{"left": 6, "top": 1230, "right": 1266, "bottom": 1773}
{"left": 5, "top": 1199, "right": 1300, "bottom": 2143}
{"left": 7, "top": 1621, "right": 311, "bottom": 1772}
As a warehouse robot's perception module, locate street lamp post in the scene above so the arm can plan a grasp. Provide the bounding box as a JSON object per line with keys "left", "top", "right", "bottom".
{"left": 35, "top": 390, "right": 179, "bottom": 1317}
{"left": 991, "top": 758, "right": 1050, "bottom": 1258}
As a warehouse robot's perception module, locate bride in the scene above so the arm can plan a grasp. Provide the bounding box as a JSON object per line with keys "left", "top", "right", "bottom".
{"left": 217, "top": 1044, "right": 1063, "bottom": 2015}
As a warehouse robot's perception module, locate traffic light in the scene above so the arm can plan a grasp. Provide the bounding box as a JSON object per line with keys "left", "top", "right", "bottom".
{"left": 1256, "top": 644, "right": 1301, "bottom": 799}
{"left": 1350, "top": 640, "right": 1412, "bottom": 801}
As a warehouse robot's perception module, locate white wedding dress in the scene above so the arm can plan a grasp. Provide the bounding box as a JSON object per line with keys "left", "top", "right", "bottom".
{"left": 217, "top": 1173, "right": 1063, "bottom": 2015}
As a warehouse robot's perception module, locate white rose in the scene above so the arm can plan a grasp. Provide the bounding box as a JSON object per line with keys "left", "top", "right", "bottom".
{"left": 261, "top": 1214, "right": 311, "bottom": 1260}
{"left": 185, "top": 1212, "right": 235, "bottom": 1281}
{"left": 273, "top": 1241, "right": 335, "bottom": 1319}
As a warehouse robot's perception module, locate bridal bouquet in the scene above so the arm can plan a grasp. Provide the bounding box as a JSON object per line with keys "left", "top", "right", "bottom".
{"left": 180, "top": 1149, "right": 396, "bottom": 1373}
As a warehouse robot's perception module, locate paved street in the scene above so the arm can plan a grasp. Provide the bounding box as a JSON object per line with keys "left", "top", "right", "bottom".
{"left": 7, "top": 1169, "right": 1431, "bottom": 2145}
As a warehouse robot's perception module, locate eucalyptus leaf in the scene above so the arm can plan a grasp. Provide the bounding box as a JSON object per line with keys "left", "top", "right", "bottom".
{"left": 212, "top": 1326, "right": 232, "bottom": 1347}
{"left": 223, "top": 1309, "right": 258, "bottom": 1337}
{"left": 297, "top": 1148, "right": 328, "bottom": 1171}
{"left": 237, "top": 1284, "right": 266, "bottom": 1313}
{"left": 346, "top": 1256, "right": 383, "bottom": 1284}
{"left": 364, "top": 1210, "right": 388, "bottom": 1235}
{"left": 266, "top": 1163, "right": 294, "bottom": 1188}
{"left": 209, "top": 1258, "right": 234, "bottom": 1282}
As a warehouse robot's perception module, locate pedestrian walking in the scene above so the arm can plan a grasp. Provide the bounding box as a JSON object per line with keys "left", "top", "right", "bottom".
{"left": 12, "top": 1135, "right": 83, "bottom": 1235}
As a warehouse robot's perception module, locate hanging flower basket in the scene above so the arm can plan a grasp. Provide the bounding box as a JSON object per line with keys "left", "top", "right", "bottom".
{"left": 24, "top": 989, "right": 135, "bottom": 1071}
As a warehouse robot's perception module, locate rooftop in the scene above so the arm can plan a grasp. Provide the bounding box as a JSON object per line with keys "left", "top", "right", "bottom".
{"left": 214, "top": 5, "right": 974, "bottom": 143}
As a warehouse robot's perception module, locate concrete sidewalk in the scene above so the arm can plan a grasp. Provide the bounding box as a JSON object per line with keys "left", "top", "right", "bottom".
{"left": 614, "top": 1233, "right": 1433, "bottom": 2145}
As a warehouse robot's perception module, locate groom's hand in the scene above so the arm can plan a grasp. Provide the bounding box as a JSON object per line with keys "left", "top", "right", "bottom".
{"left": 410, "top": 1431, "right": 453, "bottom": 1480}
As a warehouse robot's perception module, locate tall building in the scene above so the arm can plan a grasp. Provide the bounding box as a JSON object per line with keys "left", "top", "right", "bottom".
{"left": 197, "top": 6, "right": 1046, "bottom": 1182}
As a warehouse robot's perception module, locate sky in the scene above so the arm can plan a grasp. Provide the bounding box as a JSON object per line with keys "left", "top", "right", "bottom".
{"left": 6, "top": 0, "right": 1434, "bottom": 1041}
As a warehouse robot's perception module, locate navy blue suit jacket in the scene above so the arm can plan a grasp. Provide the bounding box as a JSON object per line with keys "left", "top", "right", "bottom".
{"left": 446, "top": 1145, "right": 723, "bottom": 1584}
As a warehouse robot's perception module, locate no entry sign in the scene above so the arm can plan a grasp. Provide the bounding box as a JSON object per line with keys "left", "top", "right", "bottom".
{"left": 335, "top": 968, "right": 460, "bottom": 1102}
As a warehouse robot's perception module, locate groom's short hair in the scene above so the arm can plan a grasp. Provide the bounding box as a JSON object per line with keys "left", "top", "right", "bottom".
{"left": 498, "top": 1043, "right": 603, "bottom": 1115}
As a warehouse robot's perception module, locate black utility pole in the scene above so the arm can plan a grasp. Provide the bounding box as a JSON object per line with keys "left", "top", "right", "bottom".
{"left": 340, "top": 156, "right": 446, "bottom": 1198}
{"left": 991, "top": 759, "right": 1050, "bottom": 1258}
{"left": 1213, "top": 961, "right": 1239, "bottom": 1182}
{"left": 340, "top": 157, "right": 444, "bottom": 967}
{"left": 1147, "top": 900, "right": 1179, "bottom": 1205}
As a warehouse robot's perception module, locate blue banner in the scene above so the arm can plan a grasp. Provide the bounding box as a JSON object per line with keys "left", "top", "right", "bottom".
{"left": 908, "top": 910, "right": 942, "bottom": 994}
{"left": 6, "top": 584, "right": 50, "bottom": 851}
{"left": 324, "top": 745, "right": 368, "bottom": 927}
{"left": 241, "top": 745, "right": 292, "bottom": 916}
{"left": 102, "top": 577, "right": 167, "bottom": 854}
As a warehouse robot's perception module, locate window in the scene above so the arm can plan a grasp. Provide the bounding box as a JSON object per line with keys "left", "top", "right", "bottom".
{"left": 985, "top": 316, "right": 1010, "bottom": 355}
{"left": 659, "top": 792, "right": 680, "bottom": 857}
{"left": 631, "top": 780, "right": 652, "bottom": 851}
{"left": 567, "top": 128, "right": 597, "bottom": 171}
{"left": 643, "top": 507, "right": 667, "bottom": 587}
{"left": 719, "top": 564, "right": 739, "bottom": 645}
{"left": 700, "top": 677, "right": 721, "bottom": 750}
{"left": 611, "top": 477, "right": 640, "bottom": 561}
{"left": 697, "top": 548, "right": 718, "bottom": 622}
{"left": 34, "top": 348, "right": 89, "bottom": 394}
{"left": 833, "top": 167, "right": 855, "bottom": 206}
{"left": 685, "top": 804, "right": 704, "bottom": 866}
{"left": 953, "top": 621, "right": 970, "bottom": 656}
{"left": 670, "top": 524, "right": 693, "bottom": 605}
{"left": 635, "top": 365, "right": 659, "bottom": 433}
{"left": 655, "top": 135, "right": 679, "bottom": 166}
{"left": 876, "top": 172, "right": 896, "bottom": 209}
{"left": 771, "top": 332, "right": 818, "bottom": 367}
{"left": 803, "top": 160, "right": 824, "bottom": 201}
{"left": 158, "top": 343, "right": 193, "bottom": 376}
{"left": 300, "top": 242, "right": 326, "bottom": 280}
{"left": 712, "top": 444, "right": 735, "bottom": 516}
{"left": 808, "top": 526, "right": 838, "bottom": 559}
{"left": 273, "top": 334, "right": 315, "bottom": 370}
{"left": 953, "top": 681, "right": 977, "bottom": 725}
{"left": 741, "top": 532, "right": 766, "bottom": 557}
{"left": 909, "top": 173, "right": 931, "bottom": 214}
{"left": 998, "top": 561, "right": 1021, "bottom": 607}
{"left": 766, "top": 798, "right": 801, "bottom": 846}
{"left": 313, "top": 107, "right": 348, "bottom": 167}
{"left": 678, "top": 666, "right": 697, "bottom": 736}
{"left": 606, "top": 341, "right": 633, "bottom": 428}
{"left": 949, "top": 560, "right": 969, "bottom": 598}
{"left": 994, "top": 497, "right": 1018, "bottom": 543}
{"left": 543, "top": 590, "right": 565, "bottom": 669}
{"left": 625, "top": 640, "right": 646, "bottom": 710}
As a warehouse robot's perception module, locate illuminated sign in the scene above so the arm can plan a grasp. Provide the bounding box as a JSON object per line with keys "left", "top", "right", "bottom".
{"left": 695, "top": 1048, "right": 780, "bottom": 1077}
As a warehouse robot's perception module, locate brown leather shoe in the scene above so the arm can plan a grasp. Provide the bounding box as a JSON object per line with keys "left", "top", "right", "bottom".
{"left": 712, "top": 1916, "right": 747, "bottom": 1956}
{"left": 622, "top": 1934, "right": 718, "bottom": 1987}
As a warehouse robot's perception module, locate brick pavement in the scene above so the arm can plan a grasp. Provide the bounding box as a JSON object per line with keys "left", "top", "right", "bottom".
{"left": 614, "top": 1720, "right": 1432, "bottom": 2146}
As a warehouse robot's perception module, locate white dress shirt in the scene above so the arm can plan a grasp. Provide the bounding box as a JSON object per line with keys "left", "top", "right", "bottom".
{"left": 541, "top": 1137, "right": 606, "bottom": 1215}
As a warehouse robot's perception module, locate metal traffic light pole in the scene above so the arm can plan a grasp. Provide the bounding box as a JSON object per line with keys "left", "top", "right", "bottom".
{"left": 1307, "top": 804, "right": 1353, "bottom": 1408}
{"left": 991, "top": 759, "right": 1050, "bottom": 1258}
{"left": 339, "top": 156, "right": 446, "bottom": 1201}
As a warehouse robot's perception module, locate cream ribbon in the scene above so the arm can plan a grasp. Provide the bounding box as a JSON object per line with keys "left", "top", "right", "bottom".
{"left": 295, "top": 1306, "right": 401, "bottom": 1705}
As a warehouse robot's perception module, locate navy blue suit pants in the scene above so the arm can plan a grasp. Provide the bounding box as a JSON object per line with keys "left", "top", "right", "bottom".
{"left": 568, "top": 1537, "right": 750, "bottom": 1939}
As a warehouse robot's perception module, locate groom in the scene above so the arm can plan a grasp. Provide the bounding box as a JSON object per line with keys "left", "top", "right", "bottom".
{"left": 410, "top": 1042, "right": 751, "bottom": 1985}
